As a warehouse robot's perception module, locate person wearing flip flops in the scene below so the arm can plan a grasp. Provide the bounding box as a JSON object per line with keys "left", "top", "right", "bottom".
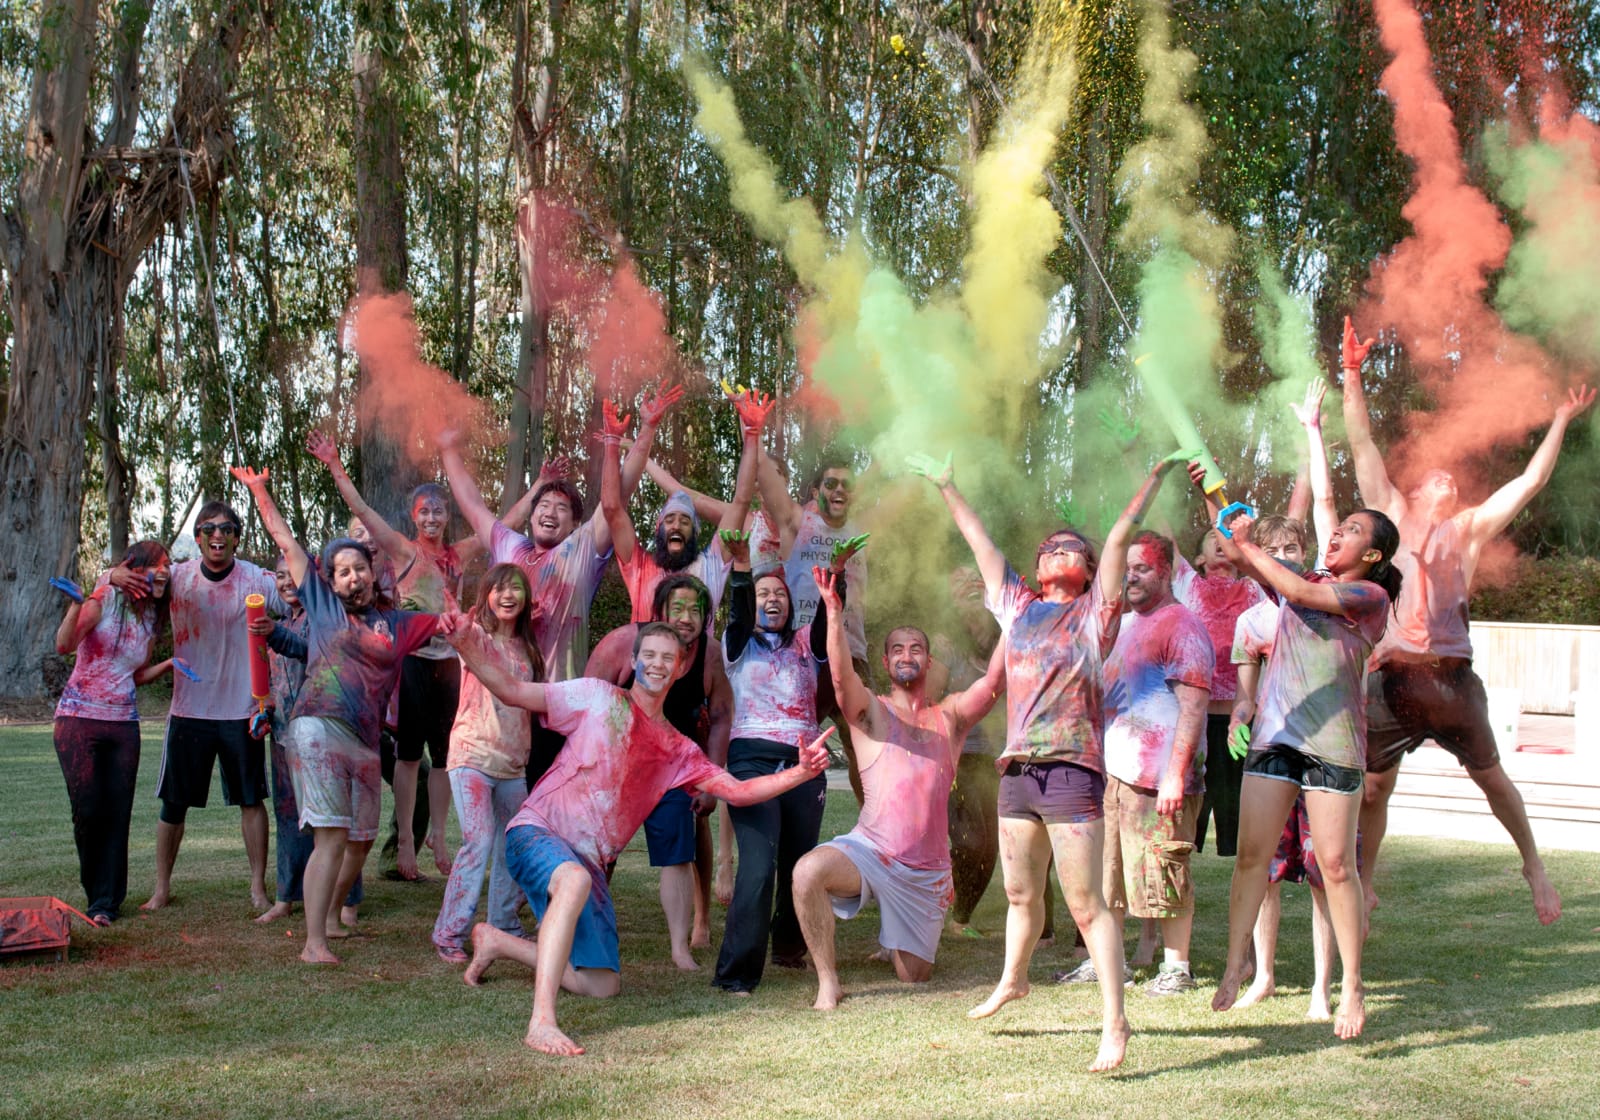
{"left": 51, "top": 543, "right": 180, "bottom": 926}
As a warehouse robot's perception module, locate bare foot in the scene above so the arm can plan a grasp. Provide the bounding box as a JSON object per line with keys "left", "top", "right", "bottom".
{"left": 255, "top": 901, "right": 292, "bottom": 925}
{"left": 1130, "top": 947, "right": 1155, "bottom": 968}
{"left": 340, "top": 905, "right": 359, "bottom": 928}
{"left": 524, "top": 1022, "right": 584, "bottom": 1056}
{"left": 813, "top": 976, "right": 843, "bottom": 1011}
{"left": 464, "top": 923, "right": 505, "bottom": 987}
{"left": 326, "top": 920, "right": 351, "bottom": 940}
{"left": 868, "top": 946, "right": 891, "bottom": 963}
{"left": 1212, "top": 969, "right": 1242, "bottom": 1012}
{"left": 968, "top": 979, "right": 1029, "bottom": 1019}
{"left": 1334, "top": 983, "right": 1365, "bottom": 1039}
{"left": 140, "top": 888, "right": 171, "bottom": 912}
{"left": 714, "top": 863, "right": 734, "bottom": 907}
{"left": 300, "top": 944, "right": 341, "bottom": 965}
{"left": 1364, "top": 883, "right": 1380, "bottom": 919}
{"left": 691, "top": 923, "right": 711, "bottom": 951}
{"left": 1089, "top": 1019, "right": 1132, "bottom": 1073}
{"left": 1234, "top": 975, "right": 1276, "bottom": 1010}
{"left": 1306, "top": 990, "right": 1332, "bottom": 1021}
{"left": 396, "top": 845, "right": 424, "bottom": 882}
{"left": 671, "top": 948, "right": 700, "bottom": 972}
{"left": 251, "top": 887, "right": 272, "bottom": 912}
{"left": 1525, "top": 865, "right": 1562, "bottom": 925}
{"left": 429, "top": 835, "right": 454, "bottom": 877}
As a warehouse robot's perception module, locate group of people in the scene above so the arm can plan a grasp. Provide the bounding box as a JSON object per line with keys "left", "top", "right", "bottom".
{"left": 49, "top": 319, "right": 1583, "bottom": 1068}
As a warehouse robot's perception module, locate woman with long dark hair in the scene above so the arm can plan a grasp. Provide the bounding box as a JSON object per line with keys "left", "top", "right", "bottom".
{"left": 52, "top": 540, "right": 177, "bottom": 925}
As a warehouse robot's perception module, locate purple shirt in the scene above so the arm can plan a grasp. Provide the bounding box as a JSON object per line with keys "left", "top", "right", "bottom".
{"left": 1102, "top": 600, "right": 1214, "bottom": 793}
{"left": 988, "top": 565, "right": 1122, "bottom": 772}
{"left": 293, "top": 571, "right": 437, "bottom": 750}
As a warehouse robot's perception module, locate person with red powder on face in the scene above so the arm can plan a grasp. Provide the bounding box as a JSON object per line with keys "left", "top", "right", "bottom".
{"left": 791, "top": 567, "right": 1006, "bottom": 1011}
{"left": 441, "top": 617, "right": 832, "bottom": 1057}
{"left": 712, "top": 525, "right": 858, "bottom": 994}
{"left": 107, "top": 501, "right": 283, "bottom": 915}
{"left": 1342, "top": 317, "right": 1592, "bottom": 927}
{"left": 909, "top": 445, "right": 1190, "bottom": 1073}
{"left": 52, "top": 541, "right": 180, "bottom": 926}
{"left": 1057, "top": 530, "right": 1212, "bottom": 997}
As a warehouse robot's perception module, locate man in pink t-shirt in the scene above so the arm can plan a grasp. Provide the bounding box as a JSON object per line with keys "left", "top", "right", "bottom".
{"left": 791, "top": 568, "right": 1006, "bottom": 1011}
{"left": 441, "top": 618, "right": 831, "bottom": 1058}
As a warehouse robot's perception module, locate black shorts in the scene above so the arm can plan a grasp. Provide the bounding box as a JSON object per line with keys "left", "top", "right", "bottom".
{"left": 1245, "top": 743, "right": 1364, "bottom": 795}
{"left": 1365, "top": 659, "right": 1500, "bottom": 774}
{"left": 997, "top": 760, "right": 1106, "bottom": 825}
{"left": 156, "top": 716, "right": 267, "bottom": 808}
{"left": 397, "top": 655, "right": 461, "bottom": 767}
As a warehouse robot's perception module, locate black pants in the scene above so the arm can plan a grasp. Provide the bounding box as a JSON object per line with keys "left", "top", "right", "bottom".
{"left": 713, "top": 737, "right": 827, "bottom": 992}
{"left": 379, "top": 728, "right": 431, "bottom": 873}
{"left": 1196, "top": 713, "right": 1243, "bottom": 856}
{"left": 54, "top": 717, "right": 140, "bottom": 920}
{"left": 948, "top": 753, "right": 999, "bottom": 924}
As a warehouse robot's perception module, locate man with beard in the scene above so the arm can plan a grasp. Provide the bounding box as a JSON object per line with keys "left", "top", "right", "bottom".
{"left": 1342, "top": 317, "right": 1592, "bottom": 925}
{"left": 791, "top": 568, "right": 1006, "bottom": 1010}
{"left": 443, "top": 619, "right": 832, "bottom": 1056}
{"left": 108, "top": 500, "right": 283, "bottom": 914}
{"left": 439, "top": 388, "right": 679, "bottom": 782}
{"left": 585, "top": 573, "right": 734, "bottom": 968}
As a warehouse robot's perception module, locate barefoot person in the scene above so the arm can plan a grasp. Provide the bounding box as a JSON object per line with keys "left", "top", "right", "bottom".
{"left": 910, "top": 447, "right": 1188, "bottom": 1072}
{"left": 1342, "top": 319, "right": 1590, "bottom": 926}
{"left": 432, "top": 564, "right": 545, "bottom": 963}
{"left": 586, "top": 573, "right": 733, "bottom": 969}
{"left": 1209, "top": 389, "right": 1401, "bottom": 1041}
{"left": 52, "top": 543, "right": 177, "bottom": 926}
{"left": 792, "top": 568, "right": 1005, "bottom": 1010}
{"left": 1058, "top": 531, "right": 1211, "bottom": 997}
{"left": 107, "top": 502, "right": 281, "bottom": 913}
{"left": 442, "top": 618, "right": 833, "bottom": 1056}
{"left": 234, "top": 467, "right": 440, "bottom": 964}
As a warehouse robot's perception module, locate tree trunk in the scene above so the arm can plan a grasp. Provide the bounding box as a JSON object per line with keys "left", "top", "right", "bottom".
{"left": 505, "top": 0, "right": 563, "bottom": 511}
{"left": 0, "top": 0, "right": 255, "bottom": 698}
{"left": 353, "top": 0, "right": 418, "bottom": 521}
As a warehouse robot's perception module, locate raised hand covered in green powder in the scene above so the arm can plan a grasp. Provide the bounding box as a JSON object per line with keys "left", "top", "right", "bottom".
{"left": 905, "top": 452, "right": 953, "bottom": 488}
{"left": 719, "top": 528, "right": 751, "bottom": 565}
{"left": 829, "top": 533, "right": 870, "bottom": 570}
{"left": 1097, "top": 408, "right": 1141, "bottom": 454}
{"left": 1055, "top": 495, "right": 1085, "bottom": 527}
{"left": 1228, "top": 722, "right": 1250, "bottom": 761}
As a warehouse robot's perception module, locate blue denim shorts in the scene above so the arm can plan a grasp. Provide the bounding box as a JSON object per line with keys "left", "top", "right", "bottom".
{"left": 643, "top": 787, "right": 696, "bottom": 867}
{"left": 503, "top": 825, "right": 619, "bottom": 972}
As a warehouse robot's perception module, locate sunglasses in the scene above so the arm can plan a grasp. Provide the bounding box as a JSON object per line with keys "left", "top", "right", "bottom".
{"left": 197, "top": 522, "right": 240, "bottom": 538}
{"left": 820, "top": 478, "right": 852, "bottom": 493}
{"left": 1038, "top": 536, "right": 1088, "bottom": 556}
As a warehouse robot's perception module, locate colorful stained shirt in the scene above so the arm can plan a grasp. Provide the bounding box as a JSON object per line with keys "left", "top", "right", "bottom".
{"left": 1251, "top": 573, "right": 1390, "bottom": 769}
{"left": 930, "top": 633, "right": 1004, "bottom": 756}
{"left": 748, "top": 508, "right": 784, "bottom": 574}
{"left": 506, "top": 679, "right": 726, "bottom": 868}
{"left": 784, "top": 506, "right": 868, "bottom": 661}
{"left": 168, "top": 559, "right": 284, "bottom": 721}
{"left": 491, "top": 518, "right": 611, "bottom": 683}
{"left": 448, "top": 633, "right": 536, "bottom": 780}
{"left": 724, "top": 596, "right": 824, "bottom": 746}
{"left": 1231, "top": 599, "right": 1279, "bottom": 667}
{"left": 266, "top": 612, "right": 309, "bottom": 739}
{"left": 1102, "top": 600, "right": 1214, "bottom": 794}
{"left": 618, "top": 545, "right": 731, "bottom": 625}
{"left": 853, "top": 703, "right": 958, "bottom": 870}
{"left": 292, "top": 569, "right": 438, "bottom": 750}
{"left": 1173, "top": 556, "right": 1265, "bottom": 703}
{"left": 55, "top": 588, "right": 159, "bottom": 722}
{"left": 1374, "top": 514, "right": 1473, "bottom": 664}
{"left": 988, "top": 565, "right": 1122, "bottom": 771}
{"left": 394, "top": 544, "right": 465, "bottom": 660}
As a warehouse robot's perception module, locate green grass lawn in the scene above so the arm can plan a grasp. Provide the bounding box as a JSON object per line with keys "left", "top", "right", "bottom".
{"left": 3, "top": 721, "right": 1597, "bottom": 1119}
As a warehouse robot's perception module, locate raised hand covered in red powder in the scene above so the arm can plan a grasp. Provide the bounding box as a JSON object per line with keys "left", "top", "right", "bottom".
{"left": 538, "top": 454, "right": 576, "bottom": 483}
{"left": 231, "top": 465, "right": 270, "bottom": 489}
{"left": 1341, "top": 316, "right": 1374, "bottom": 372}
{"left": 640, "top": 384, "right": 686, "bottom": 426}
{"left": 734, "top": 389, "right": 776, "bottom": 435}
{"left": 306, "top": 430, "right": 341, "bottom": 467}
{"left": 812, "top": 565, "right": 842, "bottom": 613}
{"left": 600, "top": 400, "right": 632, "bottom": 441}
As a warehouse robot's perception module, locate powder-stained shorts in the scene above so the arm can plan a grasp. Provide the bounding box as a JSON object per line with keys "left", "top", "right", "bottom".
{"left": 1365, "top": 660, "right": 1500, "bottom": 774}
{"left": 504, "top": 825, "right": 619, "bottom": 973}
{"left": 822, "top": 832, "right": 952, "bottom": 964}
{"left": 1267, "top": 794, "right": 1365, "bottom": 889}
{"left": 156, "top": 716, "right": 267, "bottom": 809}
{"left": 998, "top": 759, "right": 1106, "bottom": 825}
{"left": 1101, "top": 776, "right": 1201, "bottom": 919}
{"left": 287, "top": 717, "right": 381, "bottom": 841}
{"left": 642, "top": 787, "right": 696, "bottom": 867}
{"left": 1245, "top": 743, "right": 1364, "bottom": 796}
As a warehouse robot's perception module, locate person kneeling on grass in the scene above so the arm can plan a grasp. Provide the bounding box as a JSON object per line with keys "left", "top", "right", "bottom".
{"left": 440, "top": 616, "right": 832, "bottom": 1057}
{"left": 792, "top": 569, "right": 1005, "bottom": 1010}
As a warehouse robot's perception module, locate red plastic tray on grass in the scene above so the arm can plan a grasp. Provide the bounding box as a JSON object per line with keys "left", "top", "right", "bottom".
{"left": 0, "top": 896, "right": 95, "bottom": 961}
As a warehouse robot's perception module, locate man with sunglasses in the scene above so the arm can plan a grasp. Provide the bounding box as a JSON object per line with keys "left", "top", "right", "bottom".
{"left": 759, "top": 456, "right": 871, "bottom": 803}
{"left": 109, "top": 501, "right": 284, "bottom": 913}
